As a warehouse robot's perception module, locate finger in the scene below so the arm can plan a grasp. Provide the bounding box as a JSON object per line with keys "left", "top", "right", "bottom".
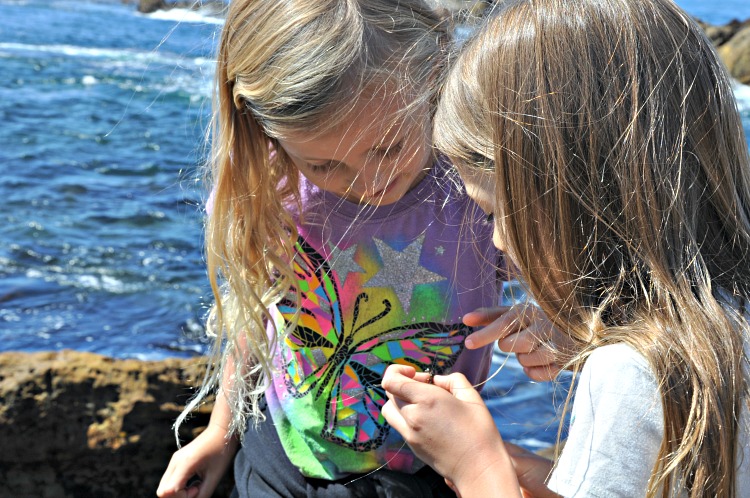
{"left": 497, "top": 320, "right": 549, "bottom": 354}
{"left": 157, "top": 483, "right": 188, "bottom": 498}
{"left": 466, "top": 306, "right": 530, "bottom": 349}
{"left": 466, "top": 320, "right": 516, "bottom": 349}
{"left": 382, "top": 366, "right": 431, "bottom": 403}
{"left": 381, "top": 399, "right": 408, "bottom": 435}
{"left": 157, "top": 467, "right": 184, "bottom": 498}
{"left": 162, "top": 467, "right": 197, "bottom": 498}
{"left": 195, "top": 474, "right": 219, "bottom": 498}
{"left": 188, "top": 484, "right": 202, "bottom": 498}
{"left": 413, "top": 372, "right": 432, "bottom": 384}
{"left": 431, "top": 373, "right": 484, "bottom": 403}
{"left": 462, "top": 306, "right": 511, "bottom": 327}
{"left": 445, "top": 478, "right": 461, "bottom": 497}
{"left": 382, "top": 364, "right": 416, "bottom": 385}
{"left": 515, "top": 345, "right": 556, "bottom": 369}
{"left": 523, "top": 364, "right": 561, "bottom": 382}
{"left": 157, "top": 466, "right": 174, "bottom": 496}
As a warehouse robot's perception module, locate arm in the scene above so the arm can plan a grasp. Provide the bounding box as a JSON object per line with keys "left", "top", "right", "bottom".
{"left": 157, "top": 357, "right": 241, "bottom": 498}
{"left": 382, "top": 365, "right": 559, "bottom": 498}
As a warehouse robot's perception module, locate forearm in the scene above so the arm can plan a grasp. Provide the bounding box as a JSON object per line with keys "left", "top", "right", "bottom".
{"left": 453, "top": 443, "right": 524, "bottom": 498}
{"left": 505, "top": 443, "right": 560, "bottom": 498}
{"left": 205, "top": 343, "right": 242, "bottom": 437}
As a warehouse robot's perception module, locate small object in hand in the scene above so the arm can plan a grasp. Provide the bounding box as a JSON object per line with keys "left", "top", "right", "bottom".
{"left": 426, "top": 368, "right": 435, "bottom": 384}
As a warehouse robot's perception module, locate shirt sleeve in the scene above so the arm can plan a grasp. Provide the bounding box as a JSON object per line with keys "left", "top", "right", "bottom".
{"left": 547, "top": 343, "right": 664, "bottom": 498}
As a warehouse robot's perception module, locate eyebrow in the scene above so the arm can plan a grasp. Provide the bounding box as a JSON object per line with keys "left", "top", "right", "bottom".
{"left": 298, "top": 133, "right": 404, "bottom": 163}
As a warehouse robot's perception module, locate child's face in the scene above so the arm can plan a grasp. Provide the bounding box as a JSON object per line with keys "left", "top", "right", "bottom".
{"left": 456, "top": 164, "right": 508, "bottom": 255}
{"left": 278, "top": 93, "right": 432, "bottom": 206}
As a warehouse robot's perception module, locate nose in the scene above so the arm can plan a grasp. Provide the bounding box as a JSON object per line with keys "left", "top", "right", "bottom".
{"left": 351, "top": 158, "right": 394, "bottom": 196}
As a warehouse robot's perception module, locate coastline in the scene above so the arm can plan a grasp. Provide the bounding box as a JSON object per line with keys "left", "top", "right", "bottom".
{"left": 0, "top": 350, "right": 234, "bottom": 497}
{"left": 2, "top": 9, "right": 750, "bottom": 498}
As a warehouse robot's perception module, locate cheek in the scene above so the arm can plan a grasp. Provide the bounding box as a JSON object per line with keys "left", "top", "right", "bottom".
{"left": 400, "top": 122, "right": 432, "bottom": 168}
{"left": 492, "top": 226, "right": 505, "bottom": 252}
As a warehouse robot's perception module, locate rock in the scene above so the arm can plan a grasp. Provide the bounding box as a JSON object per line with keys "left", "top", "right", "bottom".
{"left": 137, "top": 0, "right": 226, "bottom": 16}
{"left": 698, "top": 18, "right": 747, "bottom": 46}
{"left": 0, "top": 350, "right": 234, "bottom": 498}
{"left": 138, "top": 0, "right": 166, "bottom": 14}
{"left": 718, "top": 22, "right": 750, "bottom": 85}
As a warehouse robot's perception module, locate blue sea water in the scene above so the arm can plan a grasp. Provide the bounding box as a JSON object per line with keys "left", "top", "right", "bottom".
{"left": 1, "top": 0, "right": 749, "bottom": 450}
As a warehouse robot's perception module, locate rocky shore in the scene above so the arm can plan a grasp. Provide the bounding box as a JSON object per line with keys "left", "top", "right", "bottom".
{"left": 135, "top": 0, "right": 750, "bottom": 85}
{"left": 136, "top": 0, "right": 226, "bottom": 16}
{"left": 2, "top": 6, "right": 750, "bottom": 498}
{"left": 699, "top": 18, "right": 750, "bottom": 84}
{"left": 0, "top": 350, "right": 234, "bottom": 497}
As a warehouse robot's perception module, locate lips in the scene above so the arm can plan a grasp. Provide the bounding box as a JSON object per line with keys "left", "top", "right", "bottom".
{"left": 368, "top": 175, "right": 400, "bottom": 200}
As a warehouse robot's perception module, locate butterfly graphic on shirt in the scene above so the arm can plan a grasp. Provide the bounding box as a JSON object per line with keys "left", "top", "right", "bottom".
{"left": 276, "top": 237, "right": 471, "bottom": 452}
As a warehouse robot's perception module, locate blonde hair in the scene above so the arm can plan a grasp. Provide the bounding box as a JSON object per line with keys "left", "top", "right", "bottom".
{"left": 176, "top": 0, "right": 451, "bottom": 441}
{"left": 436, "top": 0, "right": 750, "bottom": 495}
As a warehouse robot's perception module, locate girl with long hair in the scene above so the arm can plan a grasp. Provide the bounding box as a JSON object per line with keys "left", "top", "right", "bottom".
{"left": 383, "top": 0, "right": 750, "bottom": 496}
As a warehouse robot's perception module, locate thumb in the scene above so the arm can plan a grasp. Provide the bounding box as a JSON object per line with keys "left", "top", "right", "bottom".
{"left": 432, "top": 373, "right": 484, "bottom": 403}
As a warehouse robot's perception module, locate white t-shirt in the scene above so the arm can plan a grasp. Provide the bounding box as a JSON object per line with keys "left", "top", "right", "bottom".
{"left": 547, "top": 343, "right": 750, "bottom": 497}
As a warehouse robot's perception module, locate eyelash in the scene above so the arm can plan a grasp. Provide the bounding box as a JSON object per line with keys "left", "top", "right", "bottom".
{"left": 306, "top": 141, "right": 403, "bottom": 172}
{"left": 306, "top": 161, "right": 336, "bottom": 173}
{"left": 379, "top": 141, "right": 403, "bottom": 158}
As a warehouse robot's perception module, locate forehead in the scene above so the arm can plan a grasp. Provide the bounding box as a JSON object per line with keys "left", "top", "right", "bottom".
{"left": 281, "top": 89, "right": 421, "bottom": 158}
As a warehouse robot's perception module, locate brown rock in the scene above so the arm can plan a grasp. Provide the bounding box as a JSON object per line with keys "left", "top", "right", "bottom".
{"left": 700, "top": 19, "right": 747, "bottom": 46}
{"left": 137, "top": 0, "right": 227, "bottom": 16}
{"left": 0, "top": 350, "right": 233, "bottom": 498}
{"left": 718, "top": 23, "right": 750, "bottom": 85}
{"left": 138, "top": 0, "right": 166, "bottom": 13}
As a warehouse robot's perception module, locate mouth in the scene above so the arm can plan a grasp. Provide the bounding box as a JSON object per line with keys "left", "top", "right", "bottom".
{"left": 367, "top": 175, "right": 400, "bottom": 200}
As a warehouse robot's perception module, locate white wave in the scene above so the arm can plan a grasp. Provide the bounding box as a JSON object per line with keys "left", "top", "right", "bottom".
{"left": 733, "top": 80, "right": 750, "bottom": 113}
{"left": 0, "top": 42, "right": 214, "bottom": 69}
{"left": 0, "top": 41, "right": 165, "bottom": 62}
{"left": 0, "top": 41, "right": 214, "bottom": 97}
{"left": 145, "top": 7, "right": 224, "bottom": 25}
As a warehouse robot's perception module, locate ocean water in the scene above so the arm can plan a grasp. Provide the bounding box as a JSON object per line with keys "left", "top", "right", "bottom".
{"left": 1, "top": 0, "right": 749, "bottom": 450}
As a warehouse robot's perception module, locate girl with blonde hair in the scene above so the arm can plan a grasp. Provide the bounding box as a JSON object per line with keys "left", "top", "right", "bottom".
{"left": 157, "top": 0, "right": 562, "bottom": 496}
{"left": 383, "top": 0, "right": 750, "bottom": 496}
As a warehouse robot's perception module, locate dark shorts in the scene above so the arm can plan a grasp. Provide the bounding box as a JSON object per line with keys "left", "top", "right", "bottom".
{"left": 231, "top": 398, "right": 456, "bottom": 498}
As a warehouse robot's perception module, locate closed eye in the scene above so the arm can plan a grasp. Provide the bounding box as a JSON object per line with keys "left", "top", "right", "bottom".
{"left": 373, "top": 140, "right": 403, "bottom": 158}
{"left": 469, "top": 151, "right": 492, "bottom": 167}
{"left": 306, "top": 161, "right": 338, "bottom": 173}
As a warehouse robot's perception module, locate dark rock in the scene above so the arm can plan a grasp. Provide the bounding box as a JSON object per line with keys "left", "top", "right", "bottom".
{"left": 718, "top": 22, "right": 750, "bottom": 85}
{"left": 137, "top": 0, "right": 227, "bottom": 16}
{"left": 0, "top": 350, "right": 233, "bottom": 498}
{"left": 698, "top": 18, "right": 748, "bottom": 46}
{"left": 138, "top": 0, "right": 166, "bottom": 14}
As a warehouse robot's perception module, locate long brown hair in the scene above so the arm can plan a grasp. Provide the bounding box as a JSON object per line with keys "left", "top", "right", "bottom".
{"left": 435, "top": 0, "right": 750, "bottom": 495}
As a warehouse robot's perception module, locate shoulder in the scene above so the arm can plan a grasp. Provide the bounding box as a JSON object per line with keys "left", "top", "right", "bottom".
{"left": 582, "top": 343, "right": 654, "bottom": 383}
{"left": 576, "top": 343, "right": 660, "bottom": 411}
{"left": 547, "top": 344, "right": 664, "bottom": 497}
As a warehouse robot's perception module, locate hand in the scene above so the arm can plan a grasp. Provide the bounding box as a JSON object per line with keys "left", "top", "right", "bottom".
{"left": 463, "top": 305, "right": 566, "bottom": 381}
{"left": 157, "top": 423, "right": 239, "bottom": 498}
{"left": 382, "top": 365, "right": 522, "bottom": 498}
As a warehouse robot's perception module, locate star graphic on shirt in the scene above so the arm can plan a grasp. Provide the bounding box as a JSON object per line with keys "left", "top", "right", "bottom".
{"left": 435, "top": 245, "right": 445, "bottom": 256}
{"left": 365, "top": 235, "right": 446, "bottom": 312}
{"left": 327, "top": 243, "right": 364, "bottom": 285}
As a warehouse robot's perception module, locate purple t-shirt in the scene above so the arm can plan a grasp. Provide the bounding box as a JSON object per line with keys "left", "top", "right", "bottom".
{"left": 264, "top": 159, "right": 500, "bottom": 479}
